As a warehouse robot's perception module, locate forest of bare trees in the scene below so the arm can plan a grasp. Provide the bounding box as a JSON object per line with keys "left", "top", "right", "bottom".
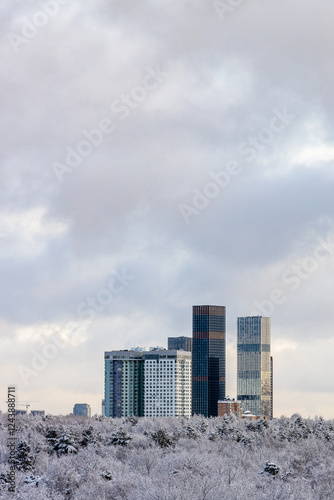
{"left": 1, "top": 412, "right": 334, "bottom": 499}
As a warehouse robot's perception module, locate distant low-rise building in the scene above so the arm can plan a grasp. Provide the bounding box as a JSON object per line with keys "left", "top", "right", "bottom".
{"left": 218, "top": 396, "right": 242, "bottom": 417}
{"left": 30, "top": 410, "right": 45, "bottom": 417}
{"left": 15, "top": 410, "right": 27, "bottom": 416}
{"left": 241, "top": 410, "right": 269, "bottom": 421}
{"left": 73, "top": 404, "right": 91, "bottom": 418}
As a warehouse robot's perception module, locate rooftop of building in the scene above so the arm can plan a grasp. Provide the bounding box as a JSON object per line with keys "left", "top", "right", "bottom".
{"left": 105, "top": 349, "right": 192, "bottom": 358}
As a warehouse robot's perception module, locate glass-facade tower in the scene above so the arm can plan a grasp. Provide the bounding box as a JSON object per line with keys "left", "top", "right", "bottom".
{"left": 192, "top": 305, "right": 226, "bottom": 417}
{"left": 237, "top": 316, "right": 272, "bottom": 418}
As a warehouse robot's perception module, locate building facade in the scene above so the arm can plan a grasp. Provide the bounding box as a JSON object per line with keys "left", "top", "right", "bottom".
{"left": 218, "top": 397, "right": 242, "bottom": 417}
{"left": 30, "top": 410, "right": 45, "bottom": 417}
{"left": 192, "top": 305, "right": 226, "bottom": 417}
{"left": 168, "top": 336, "right": 192, "bottom": 352}
{"left": 105, "top": 349, "right": 192, "bottom": 418}
{"left": 15, "top": 410, "right": 27, "bottom": 416}
{"left": 270, "top": 356, "right": 273, "bottom": 419}
{"left": 237, "top": 316, "right": 272, "bottom": 418}
{"left": 73, "top": 404, "right": 91, "bottom": 417}
{"left": 143, "top": 350, "right": 192, "bottom": 417}
{"left": 104, "top": 351, "right": 144, "bottom": 417}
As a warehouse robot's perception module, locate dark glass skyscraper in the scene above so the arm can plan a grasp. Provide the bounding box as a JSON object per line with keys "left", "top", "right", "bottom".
{"left": 192, "top": 305, "right": 226, "bottom": 417}
{"left": 237, "top": 316, "right": 272, "bottom": 418}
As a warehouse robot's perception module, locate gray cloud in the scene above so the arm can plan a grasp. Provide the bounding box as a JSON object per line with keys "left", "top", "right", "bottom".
{"left": 1, "top": 0, "right": 334, "bottom": 417}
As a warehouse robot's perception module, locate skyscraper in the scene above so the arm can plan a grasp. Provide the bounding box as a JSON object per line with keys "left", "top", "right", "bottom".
{"left": 237, "top": 316, "right": 272, "bottom": 418}
{"left": 168, "top": 336, "right": 192, "bottom": 352}
{"left": 192, "top": 305, "right": 226, "bottom": 417}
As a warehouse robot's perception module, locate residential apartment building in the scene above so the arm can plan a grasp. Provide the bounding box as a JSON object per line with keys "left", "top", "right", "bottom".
{"left": 104, "top": 349, "right": 191, "bottom": 418}
{"left": 218, "top": 397, "right": 242, "bottom": 417}
{"left": 104, "top": 351, "right": 144, "bottom": 417}
{"left": 143, "top": 350, "right": 192, "bottom": 417}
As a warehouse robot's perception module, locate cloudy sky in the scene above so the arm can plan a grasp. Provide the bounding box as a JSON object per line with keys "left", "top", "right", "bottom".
{"left": 1, "top": 0, "right": 334, "bottom": 418}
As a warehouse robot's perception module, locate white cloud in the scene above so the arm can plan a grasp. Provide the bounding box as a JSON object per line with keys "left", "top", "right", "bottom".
{"left": 0, "top": 207, "right": 68, "bottom": 257}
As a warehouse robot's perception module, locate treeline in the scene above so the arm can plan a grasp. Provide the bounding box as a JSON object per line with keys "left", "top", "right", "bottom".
{"left": 1, "top": 413, "right": 334, "bottom": 499}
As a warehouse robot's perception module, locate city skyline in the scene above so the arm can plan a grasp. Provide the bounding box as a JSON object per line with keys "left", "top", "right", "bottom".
{"left": 1, "top": 1, "right": 334, "bottom": 419}
{"left": 105, "top": 309, "right": 271, "bottom": 420}
{"left": 1, "top": 301, "right": 333, "bottom": 417}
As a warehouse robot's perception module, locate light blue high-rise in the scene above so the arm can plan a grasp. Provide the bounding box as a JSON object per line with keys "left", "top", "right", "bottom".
{"left": 237, "top": 316, "right": 272, "bottom": 418}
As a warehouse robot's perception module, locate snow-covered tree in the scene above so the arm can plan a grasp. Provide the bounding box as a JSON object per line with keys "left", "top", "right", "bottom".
{"left": 45, "top": 425, "right": 79, "bottom": 456}
{"left": 11, "top": 441, "right": 35, "bottom": 471}
{"left": 1, "top": 412, "right": 334, "bottom": 499}
{"left": 260, "top": 460, "right": 280, "bottom": 477}
{"left": 107, "top": 428, "right": 131, "bottom": 446}
{"left": 151, "top": 428, "right": 174, "bottom": 448}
